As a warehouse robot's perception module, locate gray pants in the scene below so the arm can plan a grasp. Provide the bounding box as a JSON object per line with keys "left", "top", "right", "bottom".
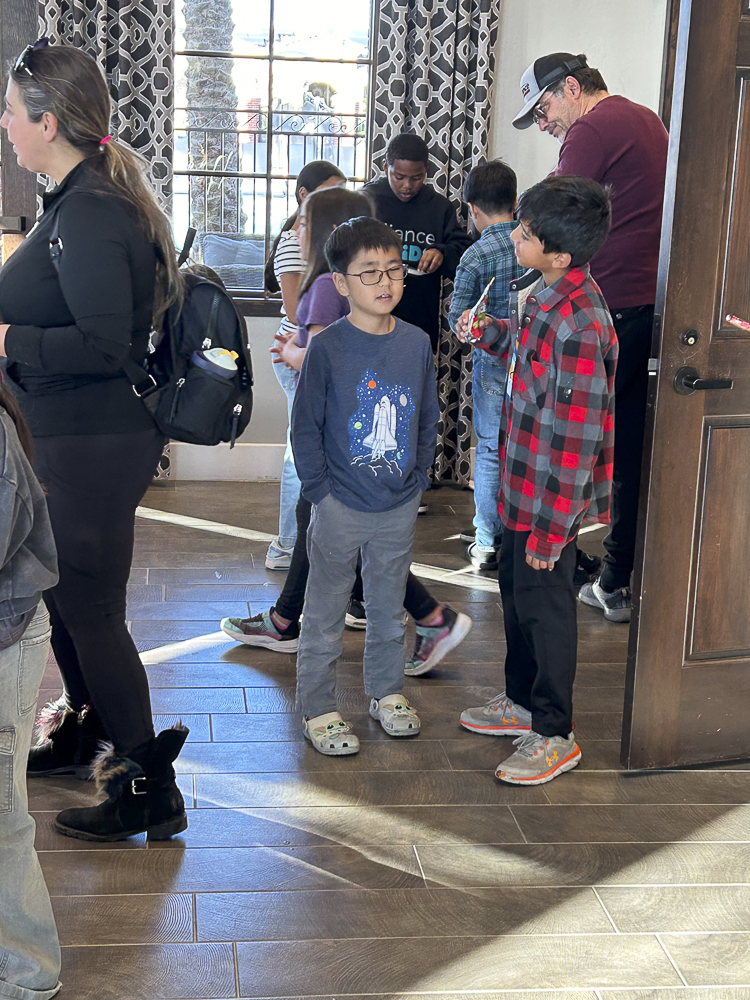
{"left": 296, "top": 493, "right": 421, "bottom": 718}
{"left": 0, "top": 603, "right": 61, "bottom": 1000}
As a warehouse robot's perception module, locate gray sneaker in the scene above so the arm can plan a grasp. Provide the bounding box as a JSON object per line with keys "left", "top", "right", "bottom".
{"left": 496, "top": 731, "right": 581, "bottom": 785}
{"left": 578, "top": 578, "right": 631, "bottom": 623}
{"left": 459, "top": 692, "right": 532, "bottom": 735}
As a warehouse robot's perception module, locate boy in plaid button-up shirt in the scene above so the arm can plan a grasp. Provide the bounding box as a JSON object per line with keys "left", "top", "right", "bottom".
{"left": 456, "top": 176, "right": 617, "bottom": 786}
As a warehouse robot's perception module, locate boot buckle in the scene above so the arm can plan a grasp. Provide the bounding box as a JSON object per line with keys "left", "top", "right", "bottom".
{"left": 131, "top": 776, "right": 148, "bottom": 796}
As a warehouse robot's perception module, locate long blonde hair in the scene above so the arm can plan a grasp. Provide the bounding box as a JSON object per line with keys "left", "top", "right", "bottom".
{"left": 11, "top": 42, "right": 182, "bottom": 325}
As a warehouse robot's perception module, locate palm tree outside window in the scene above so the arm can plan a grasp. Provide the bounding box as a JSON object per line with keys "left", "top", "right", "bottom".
{"left": 174, "top": 0, "right": 376, "bottom": 307}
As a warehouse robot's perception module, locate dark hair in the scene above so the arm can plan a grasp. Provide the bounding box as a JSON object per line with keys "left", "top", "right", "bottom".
{"left": 516, "top": 175, "right": 611, "bottom": 268}
{"left": 385, "top": 133, "right": 429, "bottom": 166}
{"left": 11, "top": 43, "right": 182, "bottom": 327}
{"left": 463, "top": 160, "right": 517, "bottom": 215}
{"left": 0, "top": 382, "right": 34, "bottom": 463}
{"left": 264, "top": 160, "right": 346, "bottom": 293}
{"left": 298, "top": 188, "right": 373, "bottom": 297}
{"left": 325, "top": 216, "right": 402, "bottom": 274}
{"left": 551, "top": 53, "right": 608, "bottom": 96}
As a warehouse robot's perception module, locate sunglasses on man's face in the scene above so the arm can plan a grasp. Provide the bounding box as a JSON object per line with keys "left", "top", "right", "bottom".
{"left": 14, "top": 37, "right": 50, "bottom": 77}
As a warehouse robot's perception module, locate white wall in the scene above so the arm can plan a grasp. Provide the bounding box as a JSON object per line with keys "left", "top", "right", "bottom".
{"left": 171, "top": 314, "right": 290, "bottom": 480}
{"left": 489, "top": 0, "right": 669, "bottom": 194}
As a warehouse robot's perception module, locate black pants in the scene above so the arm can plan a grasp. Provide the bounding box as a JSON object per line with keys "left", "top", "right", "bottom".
{"left": 274, "top": 495, "right": 438, "bottom": 623}
{"left": 599, "top": 305, "right": 654, "bottom": 591}
{"left": 498, "top": 529, "right": 578, "bottom": 737}
{"left": 34, "top": 428, "right": 166, "bottom": 755}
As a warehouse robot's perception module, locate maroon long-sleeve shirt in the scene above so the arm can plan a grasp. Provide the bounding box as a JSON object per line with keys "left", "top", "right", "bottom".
{"left": 555, "top": 95, "right": 669, "bottom": 310}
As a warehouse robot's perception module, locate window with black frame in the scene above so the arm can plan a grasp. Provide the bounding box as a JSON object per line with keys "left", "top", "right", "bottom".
{"left": 173, "top": 0, "right": 375, "bottom": 305}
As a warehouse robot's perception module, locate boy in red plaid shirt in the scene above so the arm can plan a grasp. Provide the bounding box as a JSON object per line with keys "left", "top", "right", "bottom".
{"left": 456, "top": 176, "right": 617, "bottom": 785}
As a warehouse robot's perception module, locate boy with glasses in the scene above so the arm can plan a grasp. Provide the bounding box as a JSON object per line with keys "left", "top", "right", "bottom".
{"left": 290, "top": 218, "right": 439, "bottom": 755}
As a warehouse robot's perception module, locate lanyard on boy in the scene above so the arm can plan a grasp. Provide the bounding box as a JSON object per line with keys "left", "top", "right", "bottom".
{"left": 507, "top": 277, "right": 542, "bottom": 405}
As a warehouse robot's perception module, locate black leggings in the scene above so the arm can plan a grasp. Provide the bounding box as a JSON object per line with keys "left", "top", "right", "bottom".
{"left": 34, "top": 428, "right": 165, "bottom": 755}
{"left": 275, "top": 496, "right": 438, "bottom": 623}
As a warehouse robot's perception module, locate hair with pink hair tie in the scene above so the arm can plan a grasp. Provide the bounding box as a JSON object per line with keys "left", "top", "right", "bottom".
{"left": 99, "top": 135, "right": 112, "bottom": 146}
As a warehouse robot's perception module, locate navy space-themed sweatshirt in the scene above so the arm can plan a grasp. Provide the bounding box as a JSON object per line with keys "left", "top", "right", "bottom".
{"left": 364, "top": 177, "right": 473, "bottom": 348}
{"left": 291, "top": 316, "right": 439, "bottom": 513}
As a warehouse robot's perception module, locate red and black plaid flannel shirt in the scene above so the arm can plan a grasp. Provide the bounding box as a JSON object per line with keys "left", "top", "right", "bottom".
{"left": 476, "top": 264, "right": 618, "bottom": 562}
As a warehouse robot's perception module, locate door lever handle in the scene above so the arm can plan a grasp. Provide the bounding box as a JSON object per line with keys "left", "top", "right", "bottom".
{"left": 674, "top": 366, "right": 734, "bottom": 395}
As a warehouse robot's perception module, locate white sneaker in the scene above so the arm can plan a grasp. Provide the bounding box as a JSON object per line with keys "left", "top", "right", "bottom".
{"left": 369, "top": 694, "right": 420, "bottom": 736}
{"left": 265, "top": 539, "right": 294, "bottom": 571}
{"left": 303, "top": 712, "right": 360, "bottom": 755}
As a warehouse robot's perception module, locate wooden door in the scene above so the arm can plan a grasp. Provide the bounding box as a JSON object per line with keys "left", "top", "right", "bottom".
{"left": 622, "top": 0, "right": 750, "bottom": 769}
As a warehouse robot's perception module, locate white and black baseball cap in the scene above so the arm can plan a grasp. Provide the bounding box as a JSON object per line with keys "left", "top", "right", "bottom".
{"left": 512, "top": 52, "right": 586, "bottom": 130}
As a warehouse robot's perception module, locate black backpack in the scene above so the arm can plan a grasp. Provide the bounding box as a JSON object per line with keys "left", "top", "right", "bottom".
{"left": 50, "top": 217, "right": 253, "bottom": 448}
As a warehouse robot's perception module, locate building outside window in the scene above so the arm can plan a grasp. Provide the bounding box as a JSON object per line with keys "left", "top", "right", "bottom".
{"left": 173, "top": 0, "right": 375, "bottom": 304}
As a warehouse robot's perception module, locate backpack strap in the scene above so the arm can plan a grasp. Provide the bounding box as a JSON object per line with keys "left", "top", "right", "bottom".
{"left": 206, "top": 288, "right": 222, "bottom": 344}
{"left": 48, "top": 206, "right": 63, "bottom": 272}
{"left": 47, "top": 199, "right": 157, "bottom": 398}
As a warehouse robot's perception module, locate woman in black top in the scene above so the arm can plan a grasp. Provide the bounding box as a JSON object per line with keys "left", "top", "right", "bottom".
{"left": 0, "top": 40, "right": 188, "bottom": 841}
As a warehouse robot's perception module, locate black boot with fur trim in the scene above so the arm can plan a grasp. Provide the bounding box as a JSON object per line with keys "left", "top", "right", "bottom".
{"left": 53, "top": 724, "right": 189, "bottom": 842}
{"left": 28, "top": 699, "right": 108, "bottom": 779}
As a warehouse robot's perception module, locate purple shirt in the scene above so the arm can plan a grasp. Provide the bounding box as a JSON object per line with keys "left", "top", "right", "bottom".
{"left": 555, "top": 95, "right": 668, "bottom": 310}
{"left": 296, "top": 273, "right": 350, "bottom": 347}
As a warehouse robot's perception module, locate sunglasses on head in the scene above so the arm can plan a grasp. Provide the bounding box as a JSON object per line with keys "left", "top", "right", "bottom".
{"left": 14, "top": 37, "right": 50, "bottom": 77}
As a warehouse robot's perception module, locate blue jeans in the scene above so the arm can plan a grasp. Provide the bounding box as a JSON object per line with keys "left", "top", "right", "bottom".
{"left": 0, "top": 604, "right": 61, "bottom": 1000}
{"left": 472, "top": 348, "right": 506, "bottom": 552}
{"left": 271, "top": 357, "right": 302, "bottom": 550}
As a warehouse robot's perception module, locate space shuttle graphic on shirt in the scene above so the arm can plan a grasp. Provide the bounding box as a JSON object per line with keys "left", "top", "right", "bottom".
{"left": 363, "top": 395, "right": 398, "bottom": 459}
{"left": 349, "top": 370, "right": 415, "bottom": 478}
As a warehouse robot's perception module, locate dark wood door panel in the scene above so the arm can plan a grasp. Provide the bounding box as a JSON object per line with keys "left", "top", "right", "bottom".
{"left": 719, "top": 76, "right": 750, "bottom": 337}
{"left": 676, "top": 660, "right": 750, "bottom": 764}
{"left": 623, "top": 0, "right": 750, "bottom": 770}
{"left": 690, "top": 422, "right": 750, "bottom": 657}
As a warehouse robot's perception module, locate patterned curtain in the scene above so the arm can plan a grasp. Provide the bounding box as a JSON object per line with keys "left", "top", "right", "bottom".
{"left": 39, "top": 0, "right": 174, "bottom": 479}
{"left": 372, "top": 0, "right": 500, "bottom": 485}
{"left": 39, "top": 0, "right": 174, "bottom": 209}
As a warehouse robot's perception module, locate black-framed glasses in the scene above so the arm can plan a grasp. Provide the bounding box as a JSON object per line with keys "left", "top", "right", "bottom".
{"left": 14, "top": 37, "right": 50, "bottom": 77}
{"left": 345, "top": 264, "right": 408, "bottom": 285}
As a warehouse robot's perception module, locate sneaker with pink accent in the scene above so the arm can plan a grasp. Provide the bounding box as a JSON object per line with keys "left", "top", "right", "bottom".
{"left": 459, "top": 691, "right": 532, "bottom": 735}
{"left": 404, "top": 606, "right": 473, "bottom": 677}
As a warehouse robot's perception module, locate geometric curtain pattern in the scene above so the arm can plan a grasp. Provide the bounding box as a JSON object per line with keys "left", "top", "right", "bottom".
{"left": 39, "top": 0, "right": 174, "bottom": 213}
{"left": 372, "top": 0, "right": 500, "bottom": 484}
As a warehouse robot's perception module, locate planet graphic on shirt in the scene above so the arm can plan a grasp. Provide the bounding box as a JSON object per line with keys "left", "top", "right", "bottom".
{"left": 354, "top": 421, "right": 362, "bottom": 429}
{"left": 399, "top": 393, "right": 408, "bottom": 406}
{"left": 368, "top": 379, "right": 377, "bottom": 389}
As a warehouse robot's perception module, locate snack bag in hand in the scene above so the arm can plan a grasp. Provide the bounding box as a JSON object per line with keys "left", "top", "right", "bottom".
{"left": 467, "top": 277, "right": 495, "bottom": 339}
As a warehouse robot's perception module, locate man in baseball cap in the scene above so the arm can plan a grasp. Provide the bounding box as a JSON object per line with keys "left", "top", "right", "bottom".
{"left": 511, "top": 51, "right": 669, "bottom": 626}
{"left": 512, "top": 52, "right": 586, "bottom": 130}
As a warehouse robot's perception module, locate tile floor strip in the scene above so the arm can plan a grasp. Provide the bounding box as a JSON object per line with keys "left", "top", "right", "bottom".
{"left": 137, "top": 504, "right": 500, "bottom": 594}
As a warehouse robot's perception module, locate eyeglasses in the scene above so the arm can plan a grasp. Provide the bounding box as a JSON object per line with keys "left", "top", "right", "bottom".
{"left": 345, "top": 264, "right": 408, "bottom": 285}
{"left": 532, "top": 92, "right": 556, "bottom": 125}
{"left": 14, "top": 37, "right": 50, "bottom": 77}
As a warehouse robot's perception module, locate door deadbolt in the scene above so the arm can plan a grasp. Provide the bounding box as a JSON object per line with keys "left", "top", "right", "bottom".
{"left": 681, "top": 329, "right": 700, "bottom": 346}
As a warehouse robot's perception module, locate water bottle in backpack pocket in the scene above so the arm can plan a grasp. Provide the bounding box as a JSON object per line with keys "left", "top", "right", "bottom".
{"left": 142, "top": 265, "right": 254, "bottom": 447}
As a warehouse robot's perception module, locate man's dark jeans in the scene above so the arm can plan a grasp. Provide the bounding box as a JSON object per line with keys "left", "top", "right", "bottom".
{"left": 599, "top": 305, "right": 654, "bottom": 592}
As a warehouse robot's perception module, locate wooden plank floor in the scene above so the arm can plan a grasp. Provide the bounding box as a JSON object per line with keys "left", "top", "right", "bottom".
{"left": 31, "top": 482, "right": 750, "bottom": 1000}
